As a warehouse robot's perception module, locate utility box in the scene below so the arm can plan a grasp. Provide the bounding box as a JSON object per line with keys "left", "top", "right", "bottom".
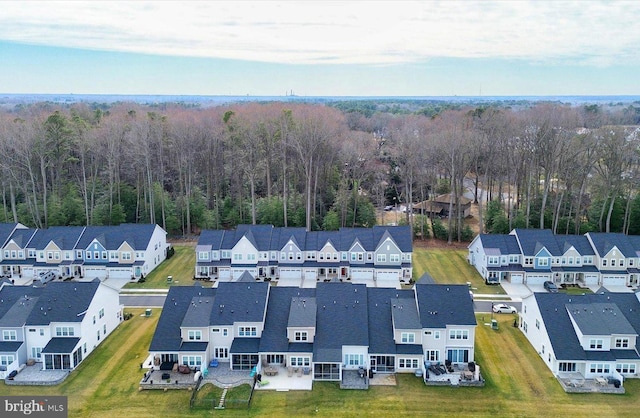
{"left": 491, "top": 319, "right": 498, "bottom": 330}
{"left": 145, "top": 309, "right": 152, "bottom": 317}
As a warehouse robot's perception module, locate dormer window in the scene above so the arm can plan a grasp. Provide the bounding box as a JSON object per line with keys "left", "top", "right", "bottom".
{"left": 615, "top": 338, "right": 629, "bottom": 348}
{"left": 294, "top": 331, "right": 308, "bottom": 341}
{"left": 589, "top": 339, "right": 603, "bottom": 349}
{"left": 188, "top": 330, "right": 202, "bottom": 341}
{"left": 401, "top": 332, "right": 415, "bottom": 343}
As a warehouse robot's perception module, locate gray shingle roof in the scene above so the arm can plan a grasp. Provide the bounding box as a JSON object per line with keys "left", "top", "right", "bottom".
{"left": 567, "top": 303, "right": 636, "bottom": 335}
{"left": 479, "top": 234, "right": 521, "bottom": 255}
{"left": 209, "top": 282, "right": 269, "bottom": 325}
{"left": 181, "top": 296, "right": 215, "bottom": 328}
{"left": 6, "top": 228, "right": 37, "bottom": 248}
{"left": 259, "top": 287, "right": 315, "bottom": 353}
{"left": 42, "top": 337, "right": 80, "bottom": 354}
{"left": 586, "top": 232, "right": 637, "bottom": 258}
{"left": 230, "top": 338, "right": 260, "bottom": 354}
{"left": 0, "top": 223, "right": 22, "bottom": 248}
{"left": 391, "top": 296, "right": 422, "bottom": 329}
{"left": 288, "top": 297, "right": 317, "bottom": 328}
{"left": 313, "top": 283, "right": 368, "bottom": 361}
{"left": 26, "top": 281, "right": 100, "bottom": 325}
{"left": 367, "top": 288, "right": 415, "bottom": 355}
{"left": 29, "top": 226, "right": 85, "bottom": 251}
{"left": 149, "top": 285, "right": 215, "bottom": 352}
{"left": 0, "top": 341, "right": 23, "bottom": 352}
{"left": 416, "top": 284, "right": 476, "bottom": 328}
{"left": 513, "top": 229, "right": 560, "bottom": 256}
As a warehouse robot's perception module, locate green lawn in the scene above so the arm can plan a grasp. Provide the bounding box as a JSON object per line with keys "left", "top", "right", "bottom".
{"left": 123, "top": 245, "right": 196, "bottom": 289}
{"left": 413, "top": 248, "right": 506, "bottom": 294}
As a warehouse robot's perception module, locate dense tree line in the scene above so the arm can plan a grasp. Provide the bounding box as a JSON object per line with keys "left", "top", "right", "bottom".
{"left": 0, "top": 100, "right": 639, "bottom": 239}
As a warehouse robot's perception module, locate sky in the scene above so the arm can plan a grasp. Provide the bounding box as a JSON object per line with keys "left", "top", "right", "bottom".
{"left": 1, "top": 1, "right": 639, "bottom": 96}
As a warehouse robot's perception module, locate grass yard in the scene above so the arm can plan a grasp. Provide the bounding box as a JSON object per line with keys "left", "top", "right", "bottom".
{"left": 124, "top": 245, "right": 196, "bottom": 289}
{"left": 413, "top": 248, "right": 506, "bottom": 294}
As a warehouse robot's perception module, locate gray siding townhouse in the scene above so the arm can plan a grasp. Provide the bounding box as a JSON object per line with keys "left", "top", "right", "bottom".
{"left": 195, "top": 225, "right": 412, "bottom": 288}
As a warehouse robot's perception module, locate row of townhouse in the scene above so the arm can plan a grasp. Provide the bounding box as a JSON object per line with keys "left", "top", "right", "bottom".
{"left": 147, "top": 280, "right": 476, "bottom": 389}
{"left": 0, "top": 280, "right": 122, "bottom": 379}
{"left": 195, "top": 225, "right": 413, "bottom": 288}
{"left": 520, "top": 289, "right": 640, "bottom": 389}
{"left": 0, "top": 223, "right": 168, "bottom": 281}
{"left": 468, "top": 229, "right": 640, "bottom": 288}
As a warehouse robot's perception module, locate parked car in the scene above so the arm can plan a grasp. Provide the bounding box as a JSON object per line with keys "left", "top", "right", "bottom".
{"left": 543, "top": 281, "right": 559, "bottom": 293}
{"left": 492, "top": 303, "right": 517, "bottom": 314}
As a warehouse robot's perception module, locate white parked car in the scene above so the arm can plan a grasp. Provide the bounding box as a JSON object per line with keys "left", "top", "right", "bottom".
{"left": 492, "top": 303, "right": 517, "bottom": 314}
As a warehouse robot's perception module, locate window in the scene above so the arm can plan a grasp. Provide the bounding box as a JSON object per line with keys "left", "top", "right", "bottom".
{"left": 377, "top": 254, "right": 386, "bottom": 262}
{"left": 602, "top": 259, "right": 608, "bottom": 267}
{"left": 342, "top": 252, "right": 347, "bottom": 261}
{"left": 198, "top": 252, "right": 208, "bottom": 260}
{"left": 55, "top": 252, "right": 61, "bottom": 260}
{"left": 434, "top": 331, "right": 440, "bottom": 339}
{"left": 619, "top": 259, "right": 625, "bottom": 267}
{"left": 238, "top": 326, "right": 257, "bottom": 337}
{"left": 290, "top": 356, "right": 311, "bottom": 367}
{"left": 233, "top": 253, "right": 242, "bottom": 261}
{"left": 214, "top": 347, "right": 229, "bottom": 359}
{"left": 94, "top": 251, "right": 99, "bottom": 259}
{"left": 93, "top": 315, "right": 96, "bottom": 325}
{"left": 425, "top": 350, "right": 439, "bottom": 362}
{"left": 390, "top": 254, "right": 400, "bottom": 262}
{"left": 568, "top": 257, "right": 573, "bottom": 265}
{"left": 538, "top": 257, "right": 549, "bottom": 266}
{"left": 3, "top": 250, "right": 8, "bottom": 258}
{"left": 616, "top": 363, "right": 636, "bottom": 374}
{"left": 32, "top": 347, "right": 42, "bottom": 359}
{"left": 589, "top": 363, "right": 610, "bottom": 374}
{"left": 11, "top": 250, "right": 16, "bottom": 258}
{"left": 221, "top": 250, "right": 231, "bottom": 259}
{"left": 40, "top": 328, "right": 44, "bottom": 336}
{"left": 367, "top": 253, "right": 372, "bottom": 261}
{"left": 401, "top": 332, "right": 415, "bottom": 343}
{"left": 55, "top": 327, "right": 75, "bottom": 337}
{"left": 294, "top": 331, "right": 308, "bottom": 341}
{"left": 524, "top": 257, "right": 533, "bottom": 266}
{"left": 449, "top": 329, "right": 469, "bottom": 340}
{"left": 77, "top": 250, "right": 83, "bottom": 258}
{"left": 509, "top": 255, "right": 519, "bottom": 264}
{"left": 615, "top": 338, "right": 629, "bottom": 348}
{"left": 97, "top": 330, "right": 100, "bottom": 341}
{"left": 122, "top": 252, "right": 131, "bottom": 260}
{"left": 0, "top": 355, "right": 15, "bottom": 366}
{"left": 99, "top": 308, "right": 104, "bottom": 318}
{"left": 488, "top": 256, "right": 499, "bottom": 265}
{"left": 447, "top": 349, "right": 470, "bottom": 363}
{"left": 2, "top": 330, "right": 17, "bottom": 341}
{"left": 589, "top": 339, "right": 603, "bottom": 349}
{"left": 212, "top": 328, "right": 220, "bottom": 333}
{"left": 182, "top": 356, "right": 202, "bottom": 368}
{"left": 398, "top": 358, "right": 419, "bottom": 369}
{"left": 344, "top": 354, "right": 364, "bottom": 366}
{"left": 103, "top": 324, "right": 107, "bottom": 335}
{"left": 350, "top": 253, "right": 357, "bottom": 261}
{"left": 188, "top": 330, "right": 202, "bottom": 341}
{"left": 535, "top": 319, "right": 540, "bottom": 330}
{"left": 29, "top": 249, "right": 36, "bottom": 258}
{"left": 248, "top": 253, "right": 256, "bottom": 261}
{"left": 559, "top": 362, "right": 576, "bottom": 372}
{"left": 223, "top": 328, "right": 228, "bottom": 337}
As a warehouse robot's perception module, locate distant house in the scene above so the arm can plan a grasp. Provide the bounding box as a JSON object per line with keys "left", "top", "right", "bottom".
{"left": 147, "top": 280, "right": 477, "bottom": 390}
{"left": 0, "top": 281, "right": 123, "bottom": 379}
{"left": 468, "top": 229, "right": 639, "bottom": 288}
{"left": 0, "top": 223, "right": 168, "bottom": 282}
{"left": 520, "top": 290, "right": 640, "bottom": 390}
{"left": 414, "top": 194, "right": 472, "bottom": 218}
{"left": 195, "top": 225, "right": 413, "bottom": 288}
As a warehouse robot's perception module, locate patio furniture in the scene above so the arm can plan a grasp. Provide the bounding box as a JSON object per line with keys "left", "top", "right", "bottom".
{"left": 161, "top": 373, "right": 170, "bottom": 380}
{"left": 595, "top": 377, "right": 607, "bottom": 386}
{"left": 303, "top": 367, "right": 310, "bottom": 375}
{"left": 209, "top": 359, "right": 218, "bottom": 368}
{"left": 287, "top": 367, "right": 293, "bottom": 377}
{"left": 463, "top": 371, "right": 473, "bottom": 380}
{"left": 264, "top": 367, "right": 278, "bottom": 376}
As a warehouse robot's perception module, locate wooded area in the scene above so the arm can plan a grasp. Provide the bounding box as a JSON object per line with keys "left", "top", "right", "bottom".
{"left": 0, "top": 99, "right": 639, "bottom": 239}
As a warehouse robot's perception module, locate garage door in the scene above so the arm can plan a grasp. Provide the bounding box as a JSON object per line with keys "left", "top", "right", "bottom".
{"left": 109, "top": 268, "right": 131, "bottom": 279}
{"left": 526, "top": 274, "right": 549, "bottom": 285}
{"left": 279, "top": 268, "right": 301, "bottom": 279}
{"left": 376, "top": 270, "right": 399, "bottom": 281}
{"left": 304, "top": 269, "right": 317, "bottom": 281}
{"left": 602, "top": 276, "right": 626, "bottom": 286}
{"left": 584, "top": 274, "right": 598, "bottom": 285}
{"left": 510, "top": 273, "right": 524, "bottom": 284}
{"left": 84, "top": 267, "right": 106, "bottom": 279}
{"left": 351, "top": 269, "right": 371, "bottom": 280}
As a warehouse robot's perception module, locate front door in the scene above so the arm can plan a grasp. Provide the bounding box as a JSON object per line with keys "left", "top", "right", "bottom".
{"left": 370, "top": 357, "right": 377, "bottom": 372}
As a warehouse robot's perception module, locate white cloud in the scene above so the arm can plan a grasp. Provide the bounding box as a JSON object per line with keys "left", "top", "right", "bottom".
{"left": 1, "top": 0, "right": 639, "bottom": 66}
